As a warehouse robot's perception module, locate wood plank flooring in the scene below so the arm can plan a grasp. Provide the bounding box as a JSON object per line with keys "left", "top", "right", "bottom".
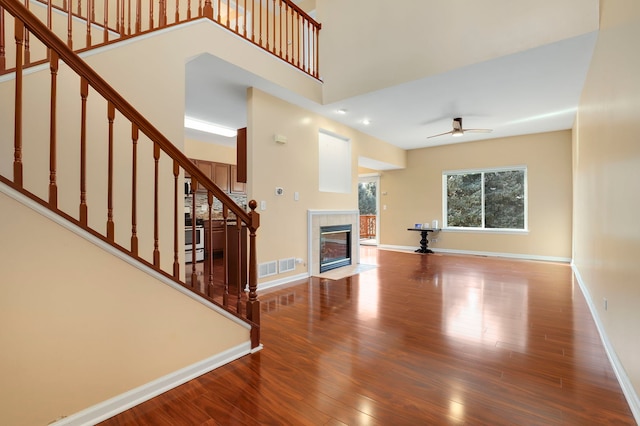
{"left": 100, "top": 248, "right": 636, "bottom": 425}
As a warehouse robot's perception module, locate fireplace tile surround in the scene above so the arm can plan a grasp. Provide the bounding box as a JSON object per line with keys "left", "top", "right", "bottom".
{"left": 308, "top": 210, "right": 359, "bottom": 276}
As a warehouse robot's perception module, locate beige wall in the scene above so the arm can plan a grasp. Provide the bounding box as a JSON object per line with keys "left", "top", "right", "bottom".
{"left": 247, "top": 88, "right": 405, "bottom": 281}
{"left": 380, "top": 131, "right": 573, "bottom": 259}
{"left": 0, "top": 191, "right": 249, "bottom": 426}
{"left": 316, "top": 0, "right": 599, "bottom": 103}
{"left": 185, "top": 137, "right": 237, "bottom": 164}
{"left": 573, "top": 0, "right": 640, "bottom": 403}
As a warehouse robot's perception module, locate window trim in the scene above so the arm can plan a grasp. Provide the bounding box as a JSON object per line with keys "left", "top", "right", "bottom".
{"left": 441, "top": 165, "right": 528, "bottom": 231}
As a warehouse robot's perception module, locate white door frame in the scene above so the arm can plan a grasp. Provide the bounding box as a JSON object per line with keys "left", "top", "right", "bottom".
{"left": 358, "top": 173, "right": 380, "bottom": 245}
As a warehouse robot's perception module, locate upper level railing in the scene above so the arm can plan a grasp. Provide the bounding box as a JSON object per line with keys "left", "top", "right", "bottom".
{"left": 0, "top": 0, "right": 321, "bottom": 78}
{"left": 0, "top": 0, "right": 261, "bottom": 347}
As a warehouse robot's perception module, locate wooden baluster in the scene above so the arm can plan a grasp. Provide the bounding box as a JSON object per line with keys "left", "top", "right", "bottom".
{"left": 284, "top": 2, "right": 288, "bottom": 61}
{"left": 23, "top": 0, "right": 30, "bottom": 65}
{"left": 235, "top": 219, "right": 242, "bottom": 313}
{"left": 278, "top": 0, "right": 281, "bottom": 56}
{"left": 67, "top": 0, "right": 72, "bottom": 47}
{"left": 190, "top": 178, "right": 198, "bottom": 287}
{"left": 175, "top": 0, "right": 180, "bottom": 22}
{"left": 251, "top": 0, "right": 254, "bottom": 42}
{"left": 296, "top": 13, "right": 300, "bottom": 68}
{"left": 49, "top": 50, "right": 59, "bottom": 208}
{"left": 314, "top": 23, "right": 319, "bottom": 78}
{"left": 135, "top": 0, "right": 141, "bottom": 33}
{"left": 131, "top": 124, "right": 139, "bottom": 256}
{"left": 234, "top": 0, "right": 238, "bottom": 32}
{"left": 222, "top": 204, "right": 229, "bottom": 306}
{"left": 79, "top": 78, "right": 89, "bottom": 225}
{"left": 203, "top": 0, "right": 213, "bottom": 20}
{"left": 106, "top": 102, "right": 115, "bottom": 241}
{"left": 198, "top": 0, "right": 202, "bottom": 17}
{"left": 186, "top": 0, "right": 191, "bottom": 19}
{"left": 206, "top": 192, "right": 214, "bottom": 297}
{"left": 216, "top": 0, "right": 220, "bottom": 22}
{"left": 172, "top": 160, "right": 179, "bottom": 278}
{"left": 149, "top": 0, "right": 154, "bottom": 29}
{"left": 258, "top": 0, "right": 261, "bottom": 46}
{"left": 153, "top": 142, "right": 161, "bottom": 266}
{"left": 91, "top": 0, "right": 95, "bottom": 22}
{"left": 225, "top": 0, "right": 229, "bottom": 27}
{"left": 13, "top": 19, "right": 24, "bottom": 188}
{"left": 159, "top": 0, "right": 166, "bottom": 26}
{"left": 128, "top": 0, "right": 133, "bottom": 35}
{"left": 103, "top": 0, "right": 108, "bottom": 42}
{"left": 86, "top": 0, "right": 91, "bottom": 48}
{"left": 47, "top": 0, "right": 52, "bottom": 32}
{"left": 265, "top": 0, "right": 268, "bottom": 50}
{"left": 122, "top": 0, "right": 127, "bottom": 35}
{"left": 243, "top": 0, "right": 246, "bottom": 36}
{"left": 246, "top": 200, "right": 260, "bottom": 329}
{"left": 271, "top": 0, "right": 275, "bottom": 52}
{"left": 0, "top": 7, "right": 6, "bottom": 72}
{"left": 77, "top": 0, "right": 81, "bottom": 16}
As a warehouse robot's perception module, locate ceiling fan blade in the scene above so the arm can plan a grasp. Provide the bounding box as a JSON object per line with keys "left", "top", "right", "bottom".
{"left": 427, "top": 130, "right": 455, "bottom": 139}
{"left": 463, "top": 129, "right": 493, "bottom": 133}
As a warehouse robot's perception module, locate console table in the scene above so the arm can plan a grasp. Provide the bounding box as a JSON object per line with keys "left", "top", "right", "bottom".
{"left": 407, "top": 227, "right": 439, "bottom": 254}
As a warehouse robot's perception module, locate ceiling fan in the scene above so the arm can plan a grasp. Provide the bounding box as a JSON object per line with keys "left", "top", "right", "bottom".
{"left": 427, "top": 117, "right": 493, "bottom": 139}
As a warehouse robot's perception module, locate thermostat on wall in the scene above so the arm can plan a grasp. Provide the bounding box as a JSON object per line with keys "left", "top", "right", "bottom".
{"left": 275, "top": 187, "right": 284, "bottom": 196}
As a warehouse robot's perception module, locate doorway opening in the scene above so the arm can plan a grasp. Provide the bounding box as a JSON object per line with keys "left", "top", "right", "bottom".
{"left": 358, "top": 174, "right": 380, "bottom": 246}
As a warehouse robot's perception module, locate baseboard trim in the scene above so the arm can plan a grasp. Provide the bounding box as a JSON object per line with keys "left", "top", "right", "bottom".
{"left": 52, "top": 342, "right": 254, "bottom": 426}
{"left": 378, "top": 245, "right": 571, "bottom": 263}
{"left": 258, "top": 272, "right": 309, "bottom": 292}
{"left": 571, "top": 264, "right": 640, "bottom": 423}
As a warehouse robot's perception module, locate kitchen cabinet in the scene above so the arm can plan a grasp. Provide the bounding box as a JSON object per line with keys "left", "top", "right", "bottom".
{"left": 230, "top": 165, "right": 246, "bottom": 194}
{"left": 204, "top": 221, "right": 248, "bottom": 290}
{"left": 188, "top": 159, "right": 245, "bottom": 195}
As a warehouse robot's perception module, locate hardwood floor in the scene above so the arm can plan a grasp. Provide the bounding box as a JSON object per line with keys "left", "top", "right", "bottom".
{"left": 100, "top": 248, "right": 636, "bottom": 425}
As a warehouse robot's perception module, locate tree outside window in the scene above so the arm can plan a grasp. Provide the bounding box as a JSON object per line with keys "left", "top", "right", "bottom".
{"left": 445, "top": 168, "right": 526, "bottom": 230}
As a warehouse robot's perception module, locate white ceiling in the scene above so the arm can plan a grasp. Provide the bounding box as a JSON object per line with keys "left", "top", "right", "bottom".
{"left": 184, "top": 30, "right": 597, "bottom": 168}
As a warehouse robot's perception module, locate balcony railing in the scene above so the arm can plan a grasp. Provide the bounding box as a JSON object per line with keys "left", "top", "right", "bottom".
{"left": 0, "top": 0, "right": 321, "bottom": 78}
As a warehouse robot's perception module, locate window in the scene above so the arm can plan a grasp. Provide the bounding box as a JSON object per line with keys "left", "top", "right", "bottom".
{"left": 318, "top": 130, "right": 351, "bottom": 193}
{"left": 443, "top": 167, "right": 526, "bottom": 230}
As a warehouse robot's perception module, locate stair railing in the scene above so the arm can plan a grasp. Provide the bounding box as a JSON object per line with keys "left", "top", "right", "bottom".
{"left": 0, "top": 0, "right": 321, "bottom": 78}
{"left": 0, "top": 0, "right": 261, "bottom": 347}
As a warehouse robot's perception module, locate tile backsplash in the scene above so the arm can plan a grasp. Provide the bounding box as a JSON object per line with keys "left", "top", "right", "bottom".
{"left": 184, "top": 192, "right": 248, "bottom": 220}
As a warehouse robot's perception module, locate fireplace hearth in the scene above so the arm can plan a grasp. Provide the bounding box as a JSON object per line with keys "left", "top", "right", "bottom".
{"left": 320, "top": 225, "right": 352, "bottom": 273}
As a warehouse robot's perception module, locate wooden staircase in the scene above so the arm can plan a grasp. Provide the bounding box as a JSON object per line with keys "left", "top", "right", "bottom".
{"left": 0, "top": 0, "right": 264, "bottom": 346}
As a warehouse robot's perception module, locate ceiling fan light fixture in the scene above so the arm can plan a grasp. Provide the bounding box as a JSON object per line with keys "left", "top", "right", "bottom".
{"left": 452, "top": 130, "right": 464, "bottom": 137}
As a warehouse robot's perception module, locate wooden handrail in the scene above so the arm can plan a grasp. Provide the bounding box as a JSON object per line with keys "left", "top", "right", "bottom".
{"left": 2, "top": 0, "right": 321, "bottom": 78}
{"left": 0, "top": 0, "right": 261, "bottom": 346}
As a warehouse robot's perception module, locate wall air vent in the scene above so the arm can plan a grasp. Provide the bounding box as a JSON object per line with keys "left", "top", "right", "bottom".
{"left": 279, "top": 257, "right": 296, "bottom": 273}
{"left": 258, "top": 261, "right": 277, "bottom": 278}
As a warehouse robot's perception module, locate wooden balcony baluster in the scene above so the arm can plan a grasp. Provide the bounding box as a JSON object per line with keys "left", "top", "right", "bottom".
{"left": 234, "top": 219, "right": 242, "bottom": 313}
{"left": 206, "top": 192, "right": 214, "bottom": 298}
{"left": 222, "top": 204, "right": 229, "bottom": 306}
{"left": 0, "top": 7, "right": 5, "bottom": 71}
{"left": 66, "top": 0, "right": 72, "bottom": 47}
{"left": 23, "top": 0, "right": 30, "bottom": 64}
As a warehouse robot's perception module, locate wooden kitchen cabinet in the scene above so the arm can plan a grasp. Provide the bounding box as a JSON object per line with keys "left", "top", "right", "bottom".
{"left": 230, "top": 165, "right": 246, "bottom": 194}
{"left": 189, "top": 159, "right": 245, "bottom": 194}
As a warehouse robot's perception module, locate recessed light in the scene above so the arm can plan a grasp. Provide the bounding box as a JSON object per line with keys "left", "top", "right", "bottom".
{"left": 362, "top": 119, "right": 371, "bottom": 125}
{"left": 336, "top": 108, "right": 348, "bottom": 114}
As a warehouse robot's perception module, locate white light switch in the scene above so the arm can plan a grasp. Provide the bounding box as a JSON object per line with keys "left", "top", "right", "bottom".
{"left": 260, "top": 200, "right": 267, "bottom": 211}
{"left": 383, "top": 204, "right": 387, "bottom": 210}
{"left": 294, "top": 191, "right": 299, "bottom": 201}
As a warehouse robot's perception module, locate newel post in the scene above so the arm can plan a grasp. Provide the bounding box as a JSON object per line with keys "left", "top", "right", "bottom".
{"left": 203, "top": 0, "right": 213, "bottom": 19}
{"left": 246, "top": 200, "right": 260, "bottom": 347}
